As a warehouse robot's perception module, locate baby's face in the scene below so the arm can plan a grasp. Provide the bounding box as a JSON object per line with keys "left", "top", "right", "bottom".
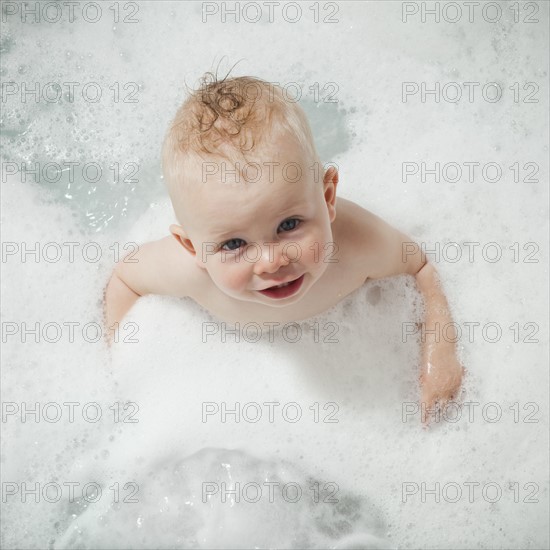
{"left": 173, "top": 135, "right": 337, "bottom": 307}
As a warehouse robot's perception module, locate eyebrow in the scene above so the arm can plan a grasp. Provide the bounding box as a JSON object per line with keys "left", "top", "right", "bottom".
{"left": 208, "top": 201, "right": 309, "bottom": 239}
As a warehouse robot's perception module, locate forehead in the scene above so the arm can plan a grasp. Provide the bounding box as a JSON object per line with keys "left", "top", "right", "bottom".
{"left": 189, "top": 165, "right": 317, "bottom": 228}
{"left": 181, "top": 133, "right": 319, "bottom": 228}
{"left": 185, "top": 127, "right": 312, "bottom": 181}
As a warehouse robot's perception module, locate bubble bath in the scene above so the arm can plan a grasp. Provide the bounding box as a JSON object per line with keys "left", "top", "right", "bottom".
{"left": 1, "top": 2, "right": 548, "bottom": 548}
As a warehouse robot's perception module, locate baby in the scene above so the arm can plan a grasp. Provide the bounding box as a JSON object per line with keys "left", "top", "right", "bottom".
{"left": 104, "top": 74, "right": 464, "bottom": 423}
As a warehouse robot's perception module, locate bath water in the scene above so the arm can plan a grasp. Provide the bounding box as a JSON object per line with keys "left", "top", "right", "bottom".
{"left": 1, "top": 1, "right": 548, "bottom": 548}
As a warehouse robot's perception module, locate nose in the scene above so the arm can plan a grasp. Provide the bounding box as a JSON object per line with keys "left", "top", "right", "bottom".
{"left": 252, "top": 242, "right": 291, "bottom": 275}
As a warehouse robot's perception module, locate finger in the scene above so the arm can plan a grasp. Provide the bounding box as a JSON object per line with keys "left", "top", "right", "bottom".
{"left": 421, "top": 395, "right": 437, "bottom": 425}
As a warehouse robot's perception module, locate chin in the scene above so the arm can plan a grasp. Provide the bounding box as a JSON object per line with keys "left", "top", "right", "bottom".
{"left": 259, "top": 294, "right": 303, "bottom": 307}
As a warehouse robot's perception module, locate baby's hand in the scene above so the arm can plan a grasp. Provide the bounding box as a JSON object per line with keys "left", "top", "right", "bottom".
{"left": 419, "top": 345, "right": 465, "bottom": 425}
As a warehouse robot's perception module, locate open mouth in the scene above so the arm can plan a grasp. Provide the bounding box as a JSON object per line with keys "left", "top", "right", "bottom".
{"left": 258, "top": 274, "right": 305, "bottom": 299}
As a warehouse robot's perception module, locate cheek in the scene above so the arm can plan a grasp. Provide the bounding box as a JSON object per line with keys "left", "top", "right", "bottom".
{"left": 211, "top": 259, "right": 252, "bottom": 290}
{"left": 296, "top": 241, "right": 318, "bottom": 266}
{"left": 297, "top": 225, "right": 333, "bottom": 267}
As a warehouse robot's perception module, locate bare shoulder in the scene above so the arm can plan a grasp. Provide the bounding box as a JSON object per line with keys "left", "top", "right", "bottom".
{"left": 335, "top": 197, "right": 381, "bottom": 238}
{"left": 333, "top": 197, "right": 388, "bottom": 257}
{"left": 333, "top": 197, "right": 421, "bottom": 280}
{"left": 115, "top": 235, "right": 201, "bottom": 298}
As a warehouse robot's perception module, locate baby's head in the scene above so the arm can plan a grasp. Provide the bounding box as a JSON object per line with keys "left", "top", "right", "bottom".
{"left": 161, "top": 74, "right": 339, "bottom": 306}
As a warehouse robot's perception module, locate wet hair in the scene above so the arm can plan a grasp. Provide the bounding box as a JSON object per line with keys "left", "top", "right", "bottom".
{"left": 161, "top": 72, "right": 321, "bottom": 203}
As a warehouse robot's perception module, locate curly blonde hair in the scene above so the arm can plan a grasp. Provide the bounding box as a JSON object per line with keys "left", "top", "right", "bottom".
{"left": 162, "top": 73, "right": 320, "bottom": 202}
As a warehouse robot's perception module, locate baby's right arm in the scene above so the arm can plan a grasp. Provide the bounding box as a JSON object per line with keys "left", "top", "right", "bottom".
{"left": 103, "top": 235, "right": 192, "bottom": 342}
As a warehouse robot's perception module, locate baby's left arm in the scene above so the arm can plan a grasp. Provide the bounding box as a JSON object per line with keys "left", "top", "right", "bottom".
{"left": 413, "top": 261, "right": 465, "bottom": 424}
{"left": 355, "top": 207, "right": 464, "bottom": 424}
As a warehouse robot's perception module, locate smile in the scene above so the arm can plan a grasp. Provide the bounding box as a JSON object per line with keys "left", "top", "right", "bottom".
{"left": 258, "top": 274, "right": 305, "bottom": 299}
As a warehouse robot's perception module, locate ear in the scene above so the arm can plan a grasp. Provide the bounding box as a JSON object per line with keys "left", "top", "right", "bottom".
{"left": 323, "top": 166, "right": 339, "bottom": 222}
{"left": 169, "top": 224, "right": 196, "bottom": 256}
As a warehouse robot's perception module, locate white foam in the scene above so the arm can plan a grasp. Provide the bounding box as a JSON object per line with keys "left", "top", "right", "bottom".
{"left": 1, "top": 2, "right": 548, "bottom": 548}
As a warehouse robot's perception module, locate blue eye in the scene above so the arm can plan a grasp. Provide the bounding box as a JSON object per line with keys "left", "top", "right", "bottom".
{"left": 220, "top": 219, "right": 300, "bottom": 251}
{"left": 279, "top": 218, "right": 300, "bottom": 232}
{"left": 221, "top": 238, "right": 246, "bottom": 252}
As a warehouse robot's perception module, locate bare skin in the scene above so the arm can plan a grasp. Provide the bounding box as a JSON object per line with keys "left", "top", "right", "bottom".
{"left": 104, "top": 133, "right": 464, "bottom": 424}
